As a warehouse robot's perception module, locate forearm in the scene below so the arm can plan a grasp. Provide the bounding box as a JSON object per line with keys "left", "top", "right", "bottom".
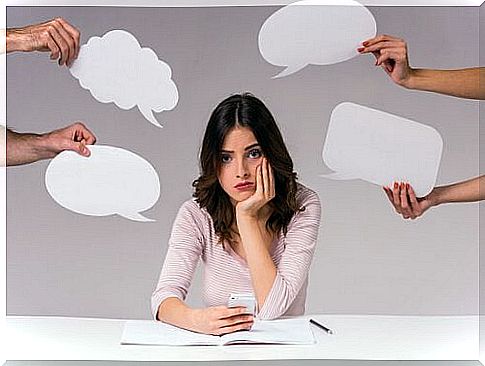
{"left": 404, "top": 67, "right": 483, "bottom": 100}
{"left": 5, "top": 28, "right": 28, "bottom": 53}
{"left": 6, "top": 129, "right": 55, "bottom": 166}
{"left": 430, "top": 175, "right": 484, "bottom": 206}
{"left": 238, "top": 216, "right": 276, "bottom": 309}
{"left": 157, "top": 297, "right": 198, "bottom": 331}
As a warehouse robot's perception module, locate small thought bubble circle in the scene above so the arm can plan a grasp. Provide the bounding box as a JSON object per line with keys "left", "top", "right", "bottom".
{"left": 259, "top": 0, "right": 377, "bottom": 78}
{"left": 45, "top": 145, "right": 161, "bottom": 222}
{"left": 70, "top": 30, "right": 179, "bottom": 128}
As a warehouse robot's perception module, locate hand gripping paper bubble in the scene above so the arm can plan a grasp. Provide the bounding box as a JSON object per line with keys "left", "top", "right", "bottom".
{"left": 321, "top": 102, "right": 443, "bottom": 197}
{"left": 69, "top": 30, "right": 179, "bottom": 128}
{"left": 45, "top": 145, "right": 160, "bottom": 222}
{"left": 258, "top": 0, "right": 376, "bottom": 78}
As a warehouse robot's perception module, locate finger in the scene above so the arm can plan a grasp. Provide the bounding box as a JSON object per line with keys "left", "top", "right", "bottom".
{"left": 64, "top": 140, "right": 90, "bottom": 157}
{"left": 55, "top": 18, "right": 80, "bottom": 59}
{"left": 358, "top": 41, "right": 402, "bottom": 54}
{"left": 268, "top": 161, "right": 275, "bottom": 199}
{"left": 216, "top": 314, "right": 254, "bottom": 328}
{"left": 399, "top": 182, "right": 411, "bottom": 217}
{"left": 382, "top": 186, "right": 394, "bottom": 204}
{"left": 79, "top": 141, "right": 91, "bottom": 157}
{"left": 362, "top": 34, "right": 402, "bottom": 47}
{"left": 255, "top": 164, "right": 263, "bottom": 196}
{"left": 51, "top": 20, "right": 76, "bottom": 66}
{"left": 46, "top": 38, "right": 60, "bottom": 60}
{"left": 370, "top": 50, "right": 393, "bottom": 73}
{"left": 375, "top": 50, "right": 393, "bottom": 66}
{"left": 262, "top": 158, "right": 269, "bottom": 198}
{"left": 375, "top": 48, "right": 404, "bottom": 66}
{"left": 407, "top": 184, "right": 421, "bottom": 217}
{"left": 219, "top": 306, "right": 248, "bottom": 319}
{"left": 216, "top": 321, "right": 254, "bottom": 335}
{"left": 392, "top": 182, "right": 401, "bottom": 213}
{"left": 47, "top": 25, "right": 69, "bottom": 65}
{"left": 75, "top": 123, "right": 97, "bottom": 144}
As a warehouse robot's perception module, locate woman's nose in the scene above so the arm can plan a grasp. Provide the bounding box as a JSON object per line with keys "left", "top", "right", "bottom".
{"left": 236, "top": 159, "right": 249, "bottom": 179}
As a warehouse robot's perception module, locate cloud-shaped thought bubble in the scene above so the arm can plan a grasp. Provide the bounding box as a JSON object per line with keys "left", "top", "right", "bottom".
{"left": 321, "top": 102, "right": 443, "bottom": 197}
{"left": 45, "top": 145, "right": 160, "bottom": 222}
{"left": 259, "top": 0, "right": 376, "bottom": 78}
{"left": 70, "top": 30, "right": 178, "bottom": 128}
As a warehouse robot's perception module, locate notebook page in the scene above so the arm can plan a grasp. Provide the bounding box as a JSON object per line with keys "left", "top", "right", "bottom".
{"left": 121, "top": 320, "right": 220, "bottom": 346}
{"left": 222, "top": 318, "right": 315, "bottom": 345}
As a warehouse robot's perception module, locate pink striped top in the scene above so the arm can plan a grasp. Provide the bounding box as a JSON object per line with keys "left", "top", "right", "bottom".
{"left": 151, "top": 183, "right": 321, "bottom": 320}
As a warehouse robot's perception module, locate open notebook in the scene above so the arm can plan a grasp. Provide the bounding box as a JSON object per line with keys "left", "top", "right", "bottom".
{"left": 121, "top": 318, "right": 315, "bottom": 346}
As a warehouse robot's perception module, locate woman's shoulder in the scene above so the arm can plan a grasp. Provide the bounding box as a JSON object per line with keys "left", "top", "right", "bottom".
{"left": 178, "top": 198, "right": 212, "bottom": 223}
{"left": 179, "top": 198, "right": 208, "bottom": 216}
{"left": 295, "top": 182, "right": 321, "bottom": 207}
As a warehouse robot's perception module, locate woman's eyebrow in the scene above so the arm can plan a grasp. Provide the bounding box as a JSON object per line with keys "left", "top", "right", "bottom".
{"left": 244, "top": 143, "right": 260, "bottom": 151}
{"left": 220, "top": 143, "right": 260, "bottom": 154}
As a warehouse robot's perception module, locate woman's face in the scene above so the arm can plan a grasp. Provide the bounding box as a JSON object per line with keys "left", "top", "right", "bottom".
{"left": 218, "top": 126, "right": 264, "bottom": 204}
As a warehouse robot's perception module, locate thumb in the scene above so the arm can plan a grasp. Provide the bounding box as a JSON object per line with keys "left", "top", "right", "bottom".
{"left": 65, "top": 140, "right": 90, "bottom": 157}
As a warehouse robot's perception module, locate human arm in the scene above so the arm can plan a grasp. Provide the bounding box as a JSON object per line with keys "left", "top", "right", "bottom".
{"left": 236, "top": 159, "right": 321, "bottom": 319}
{"left": 358, "top": 34, "right": 484, "bottom": 100}
{"left": 383, "top": 176, "right": 484, "bottom": 220}
{"left": 6, "top": 122, "right": 96, "bottom": 166}
{"left": 152, "top": 201, "right": 253, "bottom": 335}
{"left": 236, "top": 158, "right": 277, "bottom": 311}
{"left": 6, "top": 17, "right": 80, "bottom": 66}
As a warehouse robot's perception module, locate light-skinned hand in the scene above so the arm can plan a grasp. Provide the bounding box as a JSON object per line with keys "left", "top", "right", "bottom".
{"left": 7, "top": 17, "right": 80, "bottom": 66}
{"left": 383, "top": 182, "right": 435, "bottom": 220}
{"left": 358, "top": 34, "right": 414, "bottom": 88}
{"left": 41, "top": 122, "right": 96, "bottom": 158}
{"left": 236, "top": 157, "right": 275, "bottom": 219}
{"left": 190, "top": 306, "right": 254, "bottom": 335}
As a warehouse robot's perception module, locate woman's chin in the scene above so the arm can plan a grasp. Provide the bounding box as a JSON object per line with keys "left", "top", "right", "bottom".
{"left": 231, "top": 190, "right": 254, "bottom": 202}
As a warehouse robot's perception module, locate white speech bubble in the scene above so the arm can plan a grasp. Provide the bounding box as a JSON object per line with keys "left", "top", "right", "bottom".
{"left": 259, "top": 0, "right": 376, "bottom": 78}
{"left": 321, "top": 102, "right": 443, "bottom": 197}
{"left": 69, "top": 30, "right": 178, "bottom": 128}
{"left": 45, "top": 145, "right": 160, "bottom": 222}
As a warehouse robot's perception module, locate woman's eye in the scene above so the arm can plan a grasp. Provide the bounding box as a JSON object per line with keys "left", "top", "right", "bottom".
{"left": 248, "top": 149, "right": 262, "bottom": 159}
{"left": 221, "top": 154, "right": 232, "bottom": 164}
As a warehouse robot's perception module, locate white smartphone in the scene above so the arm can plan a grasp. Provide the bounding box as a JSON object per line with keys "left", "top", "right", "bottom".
{"left": 228, "top": 293, "right": 256, "bottom": 315}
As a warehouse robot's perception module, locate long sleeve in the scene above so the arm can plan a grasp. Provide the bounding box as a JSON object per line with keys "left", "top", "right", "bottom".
{"left": 257, "top": 188, "right": 321, "bottom": 320}
{"left": 150, "top": 200, "right": 205, "bottom": 319}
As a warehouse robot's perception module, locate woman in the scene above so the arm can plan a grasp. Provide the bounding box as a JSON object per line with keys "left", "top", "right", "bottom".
{"left": 151, "top": 93, "right": 321, "bottom": 335}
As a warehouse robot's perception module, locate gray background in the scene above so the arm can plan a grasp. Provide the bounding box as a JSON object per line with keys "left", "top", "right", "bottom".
{"left": 6, "top": 5, "right": 480, "bottom": 319}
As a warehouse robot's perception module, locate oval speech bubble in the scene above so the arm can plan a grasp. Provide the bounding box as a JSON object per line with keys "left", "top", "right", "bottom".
{"left": 70, "top": 30, "right": 179, "bottom": 128}
{"left": 258, "top": 0, "right": 376, "bottom": 78}
{"left": 320, "top": 102, "right": 443, "bottom": 197}
{"left": 45, "top": 145, "right": 160, "bottom": 222}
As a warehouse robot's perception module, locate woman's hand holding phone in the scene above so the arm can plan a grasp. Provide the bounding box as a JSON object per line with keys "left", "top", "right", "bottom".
{"left": 190, "top": 306, "right": 254, "bottom": 335}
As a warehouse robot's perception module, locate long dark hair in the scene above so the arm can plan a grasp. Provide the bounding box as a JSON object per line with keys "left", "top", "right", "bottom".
{"left": 192, "top": 93, "right": 301, "bottom": 245}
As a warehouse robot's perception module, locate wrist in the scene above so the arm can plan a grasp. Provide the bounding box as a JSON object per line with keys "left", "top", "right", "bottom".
{"left": 427, "top": 186, "right": 444, "bottom": 208}
{"left": 6, "top": 29, "right": 24, "bottom": 53}
{"left": 399, "top": 68, "right": 417, "bottom": 89}
{"left": 236, "top": 210, "right": 259, "bottom": 227}
{"left": 35, "top": 133, "right": 59, "bottom": 160}
{"left": 187, "top": 308, "right": 203, "bottom": 332}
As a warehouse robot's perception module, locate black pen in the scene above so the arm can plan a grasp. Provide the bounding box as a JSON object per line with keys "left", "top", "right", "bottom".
{"left": 309, "top": 318, "right": 334, "bottom": 335}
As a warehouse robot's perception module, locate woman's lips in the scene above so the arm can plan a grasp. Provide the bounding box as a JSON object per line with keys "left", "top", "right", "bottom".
{"left": 234, "top": 182, "right": 254, "bottom": 191}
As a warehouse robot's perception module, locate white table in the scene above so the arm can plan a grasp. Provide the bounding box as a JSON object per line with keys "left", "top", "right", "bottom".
{"left": 5, "top": 315, "right": 479, "bottom": 362}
